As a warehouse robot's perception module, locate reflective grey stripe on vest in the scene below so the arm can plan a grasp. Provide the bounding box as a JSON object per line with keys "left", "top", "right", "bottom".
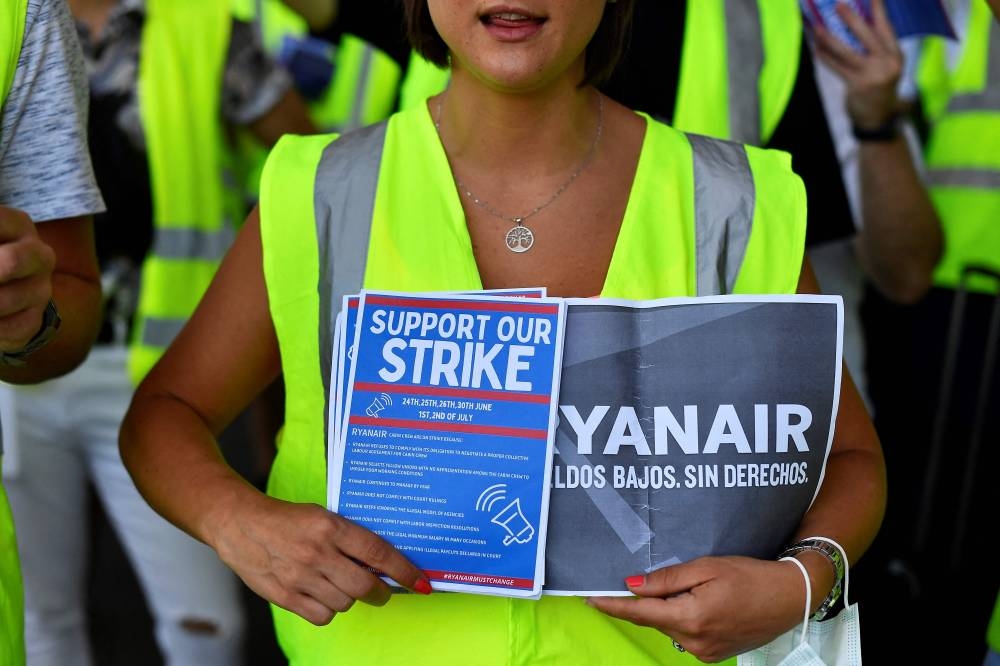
{"left": 688, "top": 133, "right": 756, "bottom": 296}
{"left": 345, "top": 45, "right": 376, "bottom": 132}
{"left": 140, "top": 224, "right": 237, "bottom": 349}
{"left": 140, "top": 316, "right": 187, "bottom": 348}
{"left": 948, "top": 20, "right": 1000, "bottom": 113}
{"left": 926, "top": 168, "right": 1000, "bottom": 190}
{"left": 314, "top": 122, "right": 387, "bottom": 444}
{"left": 725, "top": 0, "right": 763, "bottom": 145}
{"left": 152, "top": 225, "right": 235, "bottom": 262}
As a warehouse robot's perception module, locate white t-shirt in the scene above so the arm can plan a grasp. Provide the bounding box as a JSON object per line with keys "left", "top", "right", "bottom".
{"left": 0, "top": 0, "right": 105, "bottom": 223}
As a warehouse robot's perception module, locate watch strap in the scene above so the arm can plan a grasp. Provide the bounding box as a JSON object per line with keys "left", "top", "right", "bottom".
{"left": 852, "top": 114, "right": 900, "bottom": 142}
{"left": 0, "top": 300, "right": 61, "bottom": 366}
{"left": 778, "top": 537, "right": 846, "bottom": 621}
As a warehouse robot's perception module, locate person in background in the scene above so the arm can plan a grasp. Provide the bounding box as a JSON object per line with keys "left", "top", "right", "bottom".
{"left": 120, "top": 0, "right": 886, "bottom": 664}
{"left": 858, "top": 0, "right": 1000, "bottom": 663}
{"left": 806, "top": 0, "right": 943, "bottom": 414}
{"left": 1, "top": 0, "right": 314, "bottom": 664}
{"left": 985, "top": 7, "right": 999, "bottom": 666}
{"left": 1, "top": 0, "right": 106, "bottom": 663}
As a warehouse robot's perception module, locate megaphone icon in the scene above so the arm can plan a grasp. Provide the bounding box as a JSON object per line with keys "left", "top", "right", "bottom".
{"left": 490, "top": 499, "right": 535, "bottom": 546}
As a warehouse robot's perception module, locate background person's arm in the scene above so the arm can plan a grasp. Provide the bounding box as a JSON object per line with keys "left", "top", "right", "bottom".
{"left": 0, "top": 0, "right": 105, "bottom": 383}
{"left": 0, "top": 210, "right": 101, "bottom": 384}
{"left": 248, "top": 89, "right": 316, "bottom": 147}
{"left": 813, "top": 0, "right": 942, "bottom": 303}
{"left": 224, "top": 18, "right": 318, "bottom": 146}
{"left": 281, "top": 0, "right": 339, "bottom": 32}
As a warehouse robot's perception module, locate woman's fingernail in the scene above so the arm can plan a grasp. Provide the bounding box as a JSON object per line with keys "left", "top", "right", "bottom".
{"left": 414, "top": 578, "right": 433, "bottom": 595}
{"left": 625, "top": 575, "right": 645, "bottom": 588}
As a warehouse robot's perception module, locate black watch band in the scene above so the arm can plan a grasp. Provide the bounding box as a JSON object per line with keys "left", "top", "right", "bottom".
{"left": 0, "top": 300, "right": 61, "bottom": 366}
{"left": 852, "top": 115, "right": 900, "bottom": 142}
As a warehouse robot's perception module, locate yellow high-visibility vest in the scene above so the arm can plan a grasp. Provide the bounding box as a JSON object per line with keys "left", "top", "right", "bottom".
{"left": 1, "top": 2, "right": 28, "bottom": 662}
{"left": 918, "top": 2, "right": 1000, "bottom": 292}
{"left": 989, "top": 587, "right": 1000, "bottom": 654}
{"left": 257, "top": 104, "right": 806, "bottom": 665}
{"left": 127, "top": 0, "right": 245, "bottom": 383}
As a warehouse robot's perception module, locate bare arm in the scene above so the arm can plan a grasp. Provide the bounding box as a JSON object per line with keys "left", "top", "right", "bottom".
{"left": 813, "top": 0, "right": 942, "bottom": 304}
{"left": 120, "top": 208, "right": 429, "bottom": 625}
{"left": 248, "top": 89, "right": 318, "bottom": 148}
{"left": 281, "top": 0, "right": 339, "bottom": 32}
{"left": 589, "top": 258, "right": 887, "bottom": 662}
{"left": 0, "top": 210, "right": 101, "bottom": 384}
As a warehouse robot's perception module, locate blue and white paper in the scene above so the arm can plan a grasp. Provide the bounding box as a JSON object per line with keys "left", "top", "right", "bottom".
{"left": 329, "top": 290, "right": 565, "bottom": 597}
{"left": 801, "top": 0, "right": 955, "bottom": 51}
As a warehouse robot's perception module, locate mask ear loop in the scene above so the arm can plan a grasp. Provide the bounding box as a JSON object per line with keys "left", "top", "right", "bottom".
{"left": 805, "top": 536, "right": 850, "bottom": 607}
{"left": 779, "top": 556, "right": 811, "bottom": 647}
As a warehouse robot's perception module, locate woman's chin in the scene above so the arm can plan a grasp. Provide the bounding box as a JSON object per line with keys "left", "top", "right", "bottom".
{"left": 459, "top": 53, "right": 578, "bottom": 94}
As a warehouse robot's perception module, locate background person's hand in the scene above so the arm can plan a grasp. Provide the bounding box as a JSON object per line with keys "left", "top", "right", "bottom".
{"left": 0, "top": 205, "right": 56, "bottom": 352}
{"left": 587, "top": 556, "right": 808, "bottom": 663}
{"left": 208, "top": 493, "right": 432, "bottom": 625}
{"left": 812, "top": 0, "right": 904, "bottom": 129}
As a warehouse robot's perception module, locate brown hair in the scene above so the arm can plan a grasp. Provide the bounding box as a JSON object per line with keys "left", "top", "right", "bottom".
{"left": 401, "top": 1, "right": 636, "bottom": 86}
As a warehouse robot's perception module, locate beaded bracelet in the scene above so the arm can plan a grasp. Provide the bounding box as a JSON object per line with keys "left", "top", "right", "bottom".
{"left": 778, "top": 536, "right": 847, "bottom": 621}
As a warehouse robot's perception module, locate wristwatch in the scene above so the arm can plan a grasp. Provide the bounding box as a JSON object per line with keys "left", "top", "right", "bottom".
{"left": 851, "top": 114, "right": 900, "bottom": 142}
{"left": 779, "top": 537, "right": 845, "bottom": 621}
{"left": 0, "top": 300, "right": 61, "bottom": 366}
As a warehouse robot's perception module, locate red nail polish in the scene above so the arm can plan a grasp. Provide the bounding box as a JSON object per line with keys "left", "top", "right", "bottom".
{"left": 414, "top": 578, "right": 433, "bottom": 595}
{"left": 625, "top": 575, "right": 645, "bottom": 588}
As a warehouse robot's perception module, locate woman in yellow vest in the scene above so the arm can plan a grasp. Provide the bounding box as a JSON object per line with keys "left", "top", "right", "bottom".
{"left": 120, "top": 1, "right": 886, "bottom": 664}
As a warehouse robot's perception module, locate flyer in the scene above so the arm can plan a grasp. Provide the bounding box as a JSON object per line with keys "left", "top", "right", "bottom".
{"left": 542, "top": 296, "right": 844, "bottom": 595}
{"left": 330, "top": 290, "right": 565, "bottom": 597}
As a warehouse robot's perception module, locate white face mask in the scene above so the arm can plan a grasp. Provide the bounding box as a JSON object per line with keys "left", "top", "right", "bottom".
{"left": 738, "top": 541, "right": 862, "bottom": 666}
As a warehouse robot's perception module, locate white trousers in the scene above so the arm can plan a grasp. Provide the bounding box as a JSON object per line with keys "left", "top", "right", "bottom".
{"left": 1, "top": 346, "right": 245, "bottom": 666}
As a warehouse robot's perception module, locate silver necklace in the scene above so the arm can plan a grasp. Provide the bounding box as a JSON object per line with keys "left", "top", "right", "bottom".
{"left": 434, "top": 94, "right": 604, "bottom": 253}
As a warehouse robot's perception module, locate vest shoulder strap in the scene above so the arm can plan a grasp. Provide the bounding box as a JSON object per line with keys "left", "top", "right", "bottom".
{"left": 686, "top": 130, "right": 805, "bottom": 296}
{"left": 1, "top": 0, "right": 28, "bottom": 104}
{"left": 687, "top": 132, "right": 755, "bottom": 296}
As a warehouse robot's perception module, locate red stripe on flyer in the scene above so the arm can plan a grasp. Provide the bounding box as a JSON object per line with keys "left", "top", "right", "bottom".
{"left": 348, "top": 416, "right": 548, "bottom": 440}
{"left": 353, "top": 382, "right": 551, "bottom": 404}
{"left": 363, "top": 295, "right": 559, "bottom": 314}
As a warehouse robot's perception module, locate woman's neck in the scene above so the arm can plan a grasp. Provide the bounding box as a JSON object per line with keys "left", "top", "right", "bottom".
{"left": 434, "top": 67, "right": 601, "bottom": 179}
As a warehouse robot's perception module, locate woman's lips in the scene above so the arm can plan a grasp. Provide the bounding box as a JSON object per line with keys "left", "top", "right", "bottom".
{"left": 480, "top": 10, "right": 547, "bottom": 42}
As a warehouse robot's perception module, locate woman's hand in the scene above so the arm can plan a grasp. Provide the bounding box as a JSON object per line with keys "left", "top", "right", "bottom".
{"left": 587, "top": 556, "right": 807, "bottom": 663}
{"left": 0, "top": 205, "right": 55, "bottom": 352}
{"left": 812, "top": 0, "right": 904, "bottom": 129}
{"left": 207, "top": 493, "right": 432, "bottom": 626}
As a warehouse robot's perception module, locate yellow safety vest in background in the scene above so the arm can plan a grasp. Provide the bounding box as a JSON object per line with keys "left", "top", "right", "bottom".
{"left": 399, "top": 0, "right": 802, "bottom": 146}
{"left": 232, "top": 0, "right": 401, "bottom": 133}
{"left": 918, "top": 2, "right": 1000, "bottom": 292}
{"left": 989, "top": 588, "right": 1000, "bottom": 654}
{"left": 257, "top": 104, "right": 806, "bottom": 665}
{"left": 230, "top": 0, "right": 402, "bottom": 197}
{"left": 128, "top": 0, "right": 244, "bottom": 383}
{"left": 0, "top": 1, "right": 28, "bottom": 662}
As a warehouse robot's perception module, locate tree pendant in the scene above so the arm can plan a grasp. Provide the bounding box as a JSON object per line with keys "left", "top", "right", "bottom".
{"left": 506, "top": 220, "right": 534, "bottom": 253}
